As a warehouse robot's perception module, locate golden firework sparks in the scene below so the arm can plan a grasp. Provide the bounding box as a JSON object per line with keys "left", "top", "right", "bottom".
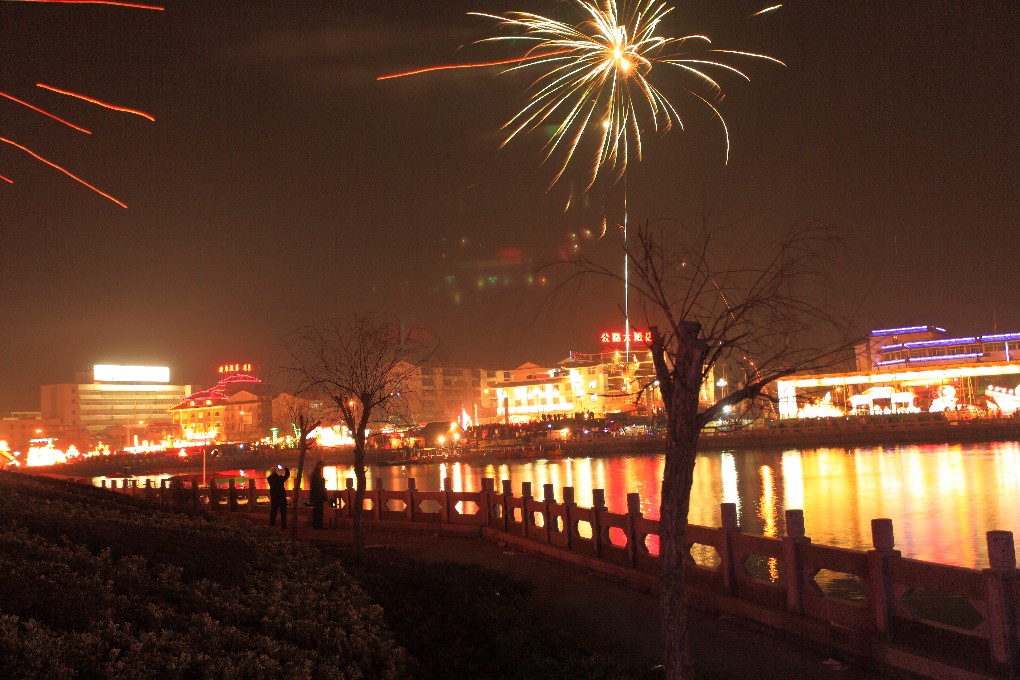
{"left": 472, "top": 0, "right": 783, "bottom": 188}
{"left": 381, "top": 1, "right": 782, "bottom": 189}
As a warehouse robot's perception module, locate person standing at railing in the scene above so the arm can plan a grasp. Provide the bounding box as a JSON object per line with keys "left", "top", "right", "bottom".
{"left": 309, "top": 460, "right": 326, "bottom": 530}
{"left": 267, "top": 464, "right": 290, "bottom": 529}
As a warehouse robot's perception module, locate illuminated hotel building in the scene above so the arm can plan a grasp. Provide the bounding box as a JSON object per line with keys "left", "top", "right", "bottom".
{"left": 40, "top": 365, "right": 191, "bottom": 438}
{"left": 485, "top": 349, "right": 681, "bottom": 424}
{"left": 168, "top": 364, "right": 279, "bottom": 443}
{"left": 777, "top": 325, "right": 1020, "bottom": 418}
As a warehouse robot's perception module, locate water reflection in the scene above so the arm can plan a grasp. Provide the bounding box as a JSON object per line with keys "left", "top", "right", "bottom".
{"left": 97, "top": 441, "right": 1020, "bottom": 570}
{"left": 317, "top": 442, "right": 1020, "bottom": 569}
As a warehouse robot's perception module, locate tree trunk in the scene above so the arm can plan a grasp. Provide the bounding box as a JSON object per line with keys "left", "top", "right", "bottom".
{"left": 660, "top": 426, "right": 701, "bottom": 679}
{"left": 652, "top": 321, "right": 709, "bottom": 680}
{"left": 352, "top": 442, "right": 366, "bottom": 552}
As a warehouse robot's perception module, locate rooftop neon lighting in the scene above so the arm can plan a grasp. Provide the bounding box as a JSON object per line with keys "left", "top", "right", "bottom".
{"left": 881, "top": 337, "right": 974, "bottom": 351}
{"left": 881, "top": 332, "right": 1020, "bottom": 352}
{"left": 907, "top": 352, "right": 984, "bottom": 363}
{"left": 871, "top": 325, "right": 932, "bottom": 336}
{"left": 876, "top": 352, "right": 984, "bottom": 366}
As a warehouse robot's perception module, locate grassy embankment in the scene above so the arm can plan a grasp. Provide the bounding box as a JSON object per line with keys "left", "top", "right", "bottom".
{"left": 0, "top": 471, "right": 657, "bottom": 679}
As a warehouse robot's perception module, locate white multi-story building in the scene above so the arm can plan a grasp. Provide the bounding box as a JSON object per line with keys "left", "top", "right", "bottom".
{"left": 41, "top": 365, "right": 191, "bottom": 439}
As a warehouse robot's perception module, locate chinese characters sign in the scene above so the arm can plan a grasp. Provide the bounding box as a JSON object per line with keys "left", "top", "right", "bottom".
{"left": 218, "top": 363, "right": 253, "bottom": 374}
{"left": 600, "top": 331, "right": 652, "bottom": 344}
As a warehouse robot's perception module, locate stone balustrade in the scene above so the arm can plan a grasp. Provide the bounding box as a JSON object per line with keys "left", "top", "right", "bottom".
{"left": 102, "top": 475, "right": 1019, "bottom": 679}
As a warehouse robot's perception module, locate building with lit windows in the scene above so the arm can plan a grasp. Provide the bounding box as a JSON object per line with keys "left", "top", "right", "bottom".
{"left": 168, "top": 366, "right": 279, "bottom": 443}
{"left": 40, "top": 365, "right": 191, "bottom": 442}
{"left": 777, "top": 325, "right": 1020, "bottom": 418}
{"left": 482, "top": 349, "right": 689, "bottom": 424}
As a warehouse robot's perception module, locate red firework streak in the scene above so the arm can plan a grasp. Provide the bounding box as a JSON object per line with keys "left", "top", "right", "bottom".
{"left": 1, "top": 0, "right": 164, "bottom": 205}
{"left": 8, "top": 1, "right": 163, "bottom": 9}
{"left": 36, "top": 83, "right": 156, "bottom": 121}
{"left": 0, "top": 90, "right": 92, "bottom": 133}
{"left": 0, "top": 137, "right": 128, "bottom": 208}
{"left": 377, "top": 50, "right": 571, "bottom": 81}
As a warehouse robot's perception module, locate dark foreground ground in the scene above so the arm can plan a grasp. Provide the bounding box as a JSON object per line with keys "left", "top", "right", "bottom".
{"left": 248, "top": 518, "right": 886, "bottom": 680}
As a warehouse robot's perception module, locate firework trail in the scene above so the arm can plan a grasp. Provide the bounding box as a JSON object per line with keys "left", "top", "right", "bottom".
{"left": 0, "top": 137, "right": 128, "bottom": 207}
{"left": 2, "top": 1, "right": 163, "bottom": 10}
{"left": 0, "top": 1, "right": 162, "bottom": 205}
{"left": 36, "top": 83, "right": 156, "bottom": 121}
{"left": 0, "top": 90, "right": 92, "bottom": 134}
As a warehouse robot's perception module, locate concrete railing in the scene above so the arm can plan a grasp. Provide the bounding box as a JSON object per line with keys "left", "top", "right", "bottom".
{"left": 103, "top": 475, "right": 1019, "bottom": 679}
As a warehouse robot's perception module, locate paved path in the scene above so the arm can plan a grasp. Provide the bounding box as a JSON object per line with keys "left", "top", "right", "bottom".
{"left": 265, "top": 519, "right": 888, "bottom": 680}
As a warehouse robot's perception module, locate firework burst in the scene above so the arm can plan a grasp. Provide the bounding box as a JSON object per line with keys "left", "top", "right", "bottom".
{"left": 382, "top": 1, "right": 782, "bottom": 190}
{"left": 0, "top": 0, "right": 162, "bottom": 207}
{"left": 475, "top": 0, "right": 783, "bottom": 188}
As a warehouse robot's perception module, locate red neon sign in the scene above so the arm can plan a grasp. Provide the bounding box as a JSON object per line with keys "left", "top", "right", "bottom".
{"left": 218, "top": 362, "right": 253, "bottom": 374}
{"left": 600, "top": 331, "right": 652, "bottom": 344}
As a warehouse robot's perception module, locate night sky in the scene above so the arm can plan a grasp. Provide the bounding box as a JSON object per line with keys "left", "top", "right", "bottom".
{"left": 1, "top": 0, "right": 1018, "bottom": 413}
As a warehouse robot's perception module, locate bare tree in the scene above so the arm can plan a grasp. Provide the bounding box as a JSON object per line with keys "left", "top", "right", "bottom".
{"left": 576, "top": 218, "right": 856, "bottom": 679}
{"left": 271, "top": 393, "right": 323, "bottom": 540}
{"left": 279, "top": 314, "right": 439, "bottom": 551}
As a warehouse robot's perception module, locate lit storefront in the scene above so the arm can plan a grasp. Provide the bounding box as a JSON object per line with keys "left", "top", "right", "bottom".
{"left": 778, "top": 326, "right": 1020, "bottom": 419}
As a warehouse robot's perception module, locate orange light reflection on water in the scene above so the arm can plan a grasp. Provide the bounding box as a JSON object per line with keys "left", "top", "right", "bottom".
{"left": 303, "top": 442, "right": 1020, "bottom": 569}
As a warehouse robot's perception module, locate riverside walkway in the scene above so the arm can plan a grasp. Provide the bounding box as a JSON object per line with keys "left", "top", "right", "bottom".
{"left": 105, "top": 474, "right": 1020, "bottom": 678}
{"left": 266, "top": 519, "right": 884, "bottom": 680}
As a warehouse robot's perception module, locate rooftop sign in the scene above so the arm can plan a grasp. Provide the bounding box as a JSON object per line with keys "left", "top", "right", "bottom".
{"left": 601, "top": 330, "right": 652, "bottom": 344}
{"left": 93, "top": 364, "right": 170, "bottom": 383}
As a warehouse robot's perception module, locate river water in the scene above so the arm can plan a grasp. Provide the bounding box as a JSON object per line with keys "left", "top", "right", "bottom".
{"left": 317, "top": 440, "right": 1020, "bottom": 570}
{"left": 104, "top": 440, "right": 1020, "bottom": 570}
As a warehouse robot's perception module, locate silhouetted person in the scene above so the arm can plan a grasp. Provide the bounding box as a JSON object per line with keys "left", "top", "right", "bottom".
{"left": 267, "top": 464, "right": 290, "bottom": 528}
{"left": 309, "top": 460, "right": 327, "bottom": 530}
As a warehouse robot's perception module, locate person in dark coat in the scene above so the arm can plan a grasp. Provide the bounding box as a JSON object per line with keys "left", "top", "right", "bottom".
{"left": 267, "top": 464, "right": 290, "bottom": 528}
{"left": 309, "top": 460, "right": 327, "bottom": 530}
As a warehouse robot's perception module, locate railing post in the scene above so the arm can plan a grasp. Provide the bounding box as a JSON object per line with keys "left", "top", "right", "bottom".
{"left": 626, "top": 492, "right": 643, "bottom": 567}
{"left": 984, "top": 530, "right": 1019, "bottom": 671}
{"left": 407, "top": 478, "right": 416, "bottom": 523}
{"left": 374, "top": 477, "right": 383, "bottom": 520}
{"left": 159, "top": 479, "right": 167, "bottom": 505}
{"left": 501, "top": 479, "right": 512, "bottom": 533}
{"left": 562, "top": 486, "right": 576, "bottom": 552}
{"left": 228, "top": 479, "right": 238, "bottom": 512}
{"left": 720, "top": 503, "right": 741, "bottom": 593}
{"left": 480, "top": 478, "right": 494, "bottom": 528}
{"left": 191, "top": 479, "right": 199, "bottom": 511}
{"left": 866, "top": 518, "right": 901, "bottom": 637}
{"left": 782, "top": 509, "right": 811, "bottom": 615}
{"left": 592, "top": 489, "right": 607, "bottom": 558}
{"left": 441, "top": 476, "right": 453, "bottom": 524}
{"left": 248, "top": 483, "right": 257, "bottom": 513}
{"left": 520, "top": 482, "right": 532, "bottom": 538}
{"left": 145, "top": 479, "right": 154, "bottom": 502}
{"left": 543, "top": 483, "right": 555, "bottom": 544}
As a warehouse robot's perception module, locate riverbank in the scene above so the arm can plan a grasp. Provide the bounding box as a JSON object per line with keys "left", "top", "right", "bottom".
{"left": 0, "top": 470, "right": 884, "bottom": 679}
{"left": 30, "top": 412, "right": 1020, "bottom": 481}
{"left": 284, "top": 520, "right": 886, "bottom": 680}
